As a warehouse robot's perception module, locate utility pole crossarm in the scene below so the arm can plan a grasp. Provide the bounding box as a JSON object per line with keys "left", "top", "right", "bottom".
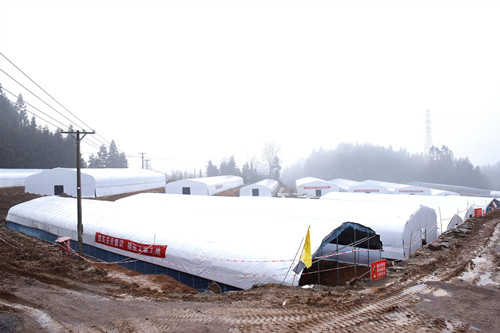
{"left": 138, "top": 152, "right": 147, "bottom": 169}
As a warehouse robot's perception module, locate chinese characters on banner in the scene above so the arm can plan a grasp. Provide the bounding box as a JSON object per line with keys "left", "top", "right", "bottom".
{"left": 370, "top": 259, "right": 387, "bottom": 281}
{"left": 304, "top": 186, "right": 331, "bottom": 189}
{"left": 95, "top": 232, "right": 167, "bottom": 258}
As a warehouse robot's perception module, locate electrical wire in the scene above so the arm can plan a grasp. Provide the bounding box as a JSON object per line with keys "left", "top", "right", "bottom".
{"left": 0, "top": 53, "right": 113, "bottom": 148}
{"left": 0, "top": 53, "right": 95, "bottom": 133}
{"left": 1, "top": 94, "right": 103, "bottom": 150}
{"left": 0, "top": 56, "right": 128, "bottom": 155}
{"left": 2, "top": 87, "right": 68, "bottom": 130}
{"left": 1, "top": 94, "right": 62, "bottom": 131}
{"left": 2, "top": 85, "right": 103, "bottom": 150}
{"left": 0, "top": 68, "right": 85, "bottom": 130}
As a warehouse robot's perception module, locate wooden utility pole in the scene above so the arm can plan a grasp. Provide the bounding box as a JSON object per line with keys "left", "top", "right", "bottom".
{"left": 61, "top": 129, "right": 95, "bottom": 255}
{"left": 138, "top": 152, "right": 147, "bottom": 169}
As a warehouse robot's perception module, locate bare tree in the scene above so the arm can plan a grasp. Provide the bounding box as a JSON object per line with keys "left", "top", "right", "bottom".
{"left": 262, "top": 141, "right": 281, "bottom": 179}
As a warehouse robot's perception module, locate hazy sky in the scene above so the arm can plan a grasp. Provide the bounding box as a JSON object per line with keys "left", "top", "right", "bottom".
{"left": 1, "top": 0, "right": 499, "bottom": 173}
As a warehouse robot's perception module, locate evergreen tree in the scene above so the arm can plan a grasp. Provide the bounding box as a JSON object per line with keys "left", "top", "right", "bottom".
{"left": 107, "top": 140, "right": 123, "bottom": 167}
{"left": 0, "top": 83, "right": 118, "bottom": 169}
{"left": 242, "top": 161, "right": 264, "bottom": 183}
{"left": 206, "top": 160, "right": 219, "bottom": 176}
{"left": 15, "top": 94, "right": 29, "bottom": 126}
{"left": 219, "top": 156, "right": 241, "bottom": 176}
{"left": 88, "top": 141, "right": 127, "bottom": 168}
{"left": 89, "top": 145, "right": 108, "bottom": 168}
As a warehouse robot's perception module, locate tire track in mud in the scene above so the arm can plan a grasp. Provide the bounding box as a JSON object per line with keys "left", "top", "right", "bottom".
{"left": 123, "top": 219, "right": 496, "bottom": 332}
{"left": 141, "top": 283, "right": 433, "bottom": 332}
{"left": 0, "top": 300, "right": 69, "bottom": 333}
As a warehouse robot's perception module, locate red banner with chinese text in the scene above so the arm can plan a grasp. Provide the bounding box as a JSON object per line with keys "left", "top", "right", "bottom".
{"left": 95, "top": 232, "right": 167, "bottom": 258}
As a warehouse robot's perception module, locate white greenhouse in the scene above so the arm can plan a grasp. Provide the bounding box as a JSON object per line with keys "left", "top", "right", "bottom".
{"left": 320, "top": 191, "right": 496, "bottom": 234}
{"left": 7, "top": 194, "right": 381, "bottom": 291}
{"left": 0, "top": 169, "right": 44, "bottom": 188}
{"left": 239, "top": 179, "right": 279, "bottom": 197}
{"left": 329, "top": 178, "right": 388, "bottom": 194}
{"left": 314, "top": 195, "right": 437, "bottom": 260}
{"left": 165, "top": 175, "right": 243, "bottom": 196}
{"left": 24, "top": 168, "right": 166, "bottom": 197}
{"left": 295, "top": 177, "right": 340, "bottom": 197}
{"left": 429, "top": 189, "right": 459, "bottom": 196}
{"left": 363, "top": 180, "right": 432, "bottom": 195}
{"left": 165, "top": 195, "right": 435, "bottom": 261}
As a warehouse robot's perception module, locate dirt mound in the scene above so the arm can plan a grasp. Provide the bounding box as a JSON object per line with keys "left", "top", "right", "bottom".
{"left": 0, "top": 187, "right": 40, "bottom": 221}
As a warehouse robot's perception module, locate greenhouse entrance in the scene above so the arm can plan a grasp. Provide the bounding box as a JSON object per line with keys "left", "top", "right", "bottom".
{"left": 299, "top": 222, "right": 383, "bottom": 287}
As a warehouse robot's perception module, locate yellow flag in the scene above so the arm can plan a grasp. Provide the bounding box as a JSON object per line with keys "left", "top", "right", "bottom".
{"left": 300, "top": 227, "right": 312, "bottom": 268}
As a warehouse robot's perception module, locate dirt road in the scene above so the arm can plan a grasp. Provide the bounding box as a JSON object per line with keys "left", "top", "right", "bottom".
{"left": 1, "top": 188, "right": 499, "bottom": 332}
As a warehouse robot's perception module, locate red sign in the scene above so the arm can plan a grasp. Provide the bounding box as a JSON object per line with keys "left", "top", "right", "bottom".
{"left": 354, "top": 189, "right": 380, "bottom": 193}
{"left": 95, "top": 232, "right": 167, "bottom": 258}
{"left": 474, "top": 208, "right": 483, "bottom": 217}
{"left": 370, "top": 259, "right": 387, "bottom": 281}
{"left": 215, "top": 185, "right": 223, "bottom": 189}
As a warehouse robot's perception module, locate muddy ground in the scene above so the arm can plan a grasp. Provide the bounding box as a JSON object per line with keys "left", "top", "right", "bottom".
{"left": 0, "top": 187, "right": 499, "bottom": 332}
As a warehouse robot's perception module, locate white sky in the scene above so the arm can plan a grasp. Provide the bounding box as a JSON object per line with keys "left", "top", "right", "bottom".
{"left": 1, "top": 0, "right": 499, "bottom": 173}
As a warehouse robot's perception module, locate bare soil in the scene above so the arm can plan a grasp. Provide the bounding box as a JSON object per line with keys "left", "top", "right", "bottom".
{"left": 1, "top": 187, "right": 499, "bottom": 332}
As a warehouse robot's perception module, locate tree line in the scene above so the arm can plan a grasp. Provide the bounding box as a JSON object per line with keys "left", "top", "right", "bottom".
{"left": 166, "top": 143, "right": 283, "bottom": 184}
{"left": 203, "top": 143, "right": 282, "bottom": 184}
{"left": 281, "top": 143, "right": 493, "bottom": 189}
{"left": 0, "top": 85, "right": 127, "bottom": 169}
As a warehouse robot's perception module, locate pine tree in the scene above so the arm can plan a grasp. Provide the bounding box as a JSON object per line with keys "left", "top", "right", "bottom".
{"left": 107, "top": 140, "right": 121, "bottom": 167}
{"left": 206, "top": 160, "right": 219, "bottom": 176}
{"left": 15, "top": 94, "right": 29, "bottom": 126}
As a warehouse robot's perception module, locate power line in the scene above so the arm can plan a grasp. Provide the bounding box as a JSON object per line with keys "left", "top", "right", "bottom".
{"left": 2, "top": 87, "right": 65, "bottom": 130}
{"left": 0, "top": 68, "right": 84, "bottom": 130}
{"left": 2, "top": 85, "right": 103, "bottom": 150}
{"left": 0, "top": 52, "right": 96, "bottom": 134}
{"left": 0, "top": 53, "right": 161, "bottom": 164}
{"left": 0, "top": 55, "right": 125, "bottom": 155}
{"left": 0, "top": 53, "right": 114, "bottom": 148}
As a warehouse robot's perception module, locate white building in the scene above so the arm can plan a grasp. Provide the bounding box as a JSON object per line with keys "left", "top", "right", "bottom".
{"left": 165, "top": 175, "right": 243, "bottom": 196}
{"left": 295, "top": 177, "right": 340, "bottom": 197}
{"left": 239, "top": 179, "right": 279, "bottom": 197}
{"left": 24, "top": 168, "right": 166, "bottom": 197}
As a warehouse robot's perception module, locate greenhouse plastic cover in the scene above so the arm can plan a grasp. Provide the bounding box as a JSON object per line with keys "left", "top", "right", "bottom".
{"left": 329, "top": 178, "right": 388, "bottom": 194}
{"left": 320, "top": 192, "right": 494, "bottom": 233}
{"left": 239, "top": 179, "right": 279, "bottom": 197}
{"left": 0, "top": 169, "right": 44, "bottom": 187}
{"left": 7, "top": 194, "right": 378, "bottom": 289}
{"left": 129, "top": 194, "right": 436, "bottom": 260}
{"left": 295, "top": 177, "right": 340, "bottom": 194}
{"left": 314, "top": 195, "right": 437, "bottom": 259}
{"left": 363, "top": 180, "right": 432, "bottom": 195}
{"left": 24, "top": 168, "right": 166, "bottom": 197}
{"left": 165, "top": 176, "right": 243, "bottom": 196}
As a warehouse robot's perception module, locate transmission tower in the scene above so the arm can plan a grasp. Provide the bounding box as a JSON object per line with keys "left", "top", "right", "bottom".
{"left": 424, "top": 110, "right": 433, "bottom": 157}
